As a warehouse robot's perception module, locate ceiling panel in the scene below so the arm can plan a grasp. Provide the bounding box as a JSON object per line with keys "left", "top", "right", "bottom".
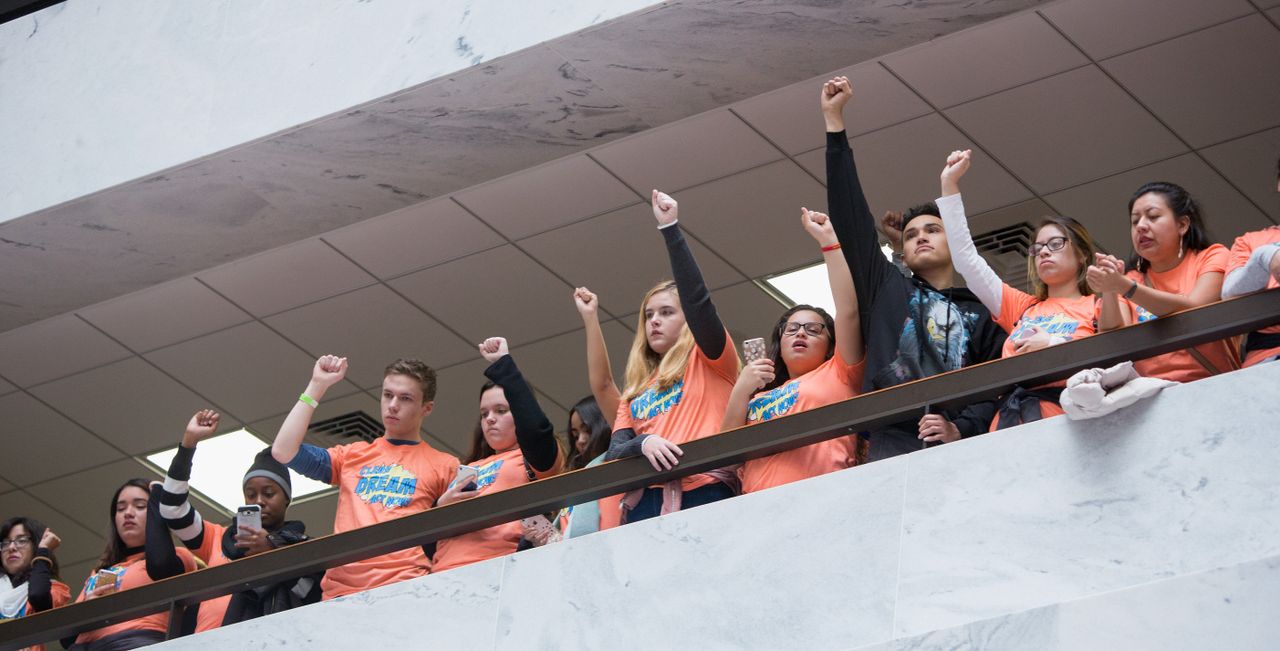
{"left": 264, "top": 285, "right": 477, "bottom": 389}
{"left": 79, "top": 277, "right": 252, "bottom": 353}
{"left": 0, "top": 376, "right": 15, "bottom": 397}
{"left": 677, "top": 160, "right": 828, "bottom": 278}
{"left": 0, "top": 314, "right": 132, "bottom": 388}
{"left": 517, "top": 203, "right": 745, "bottom": 318}
{"left": 454, "top": 156, "right": 640, "bottom": 240}
{"left": 0, "top": 477, "right": 12, "bottom": 492}
{"left": 0, "top": 392, "right": 123, "bottom": 486}
{"left": 26, "top": 458, "right": 162, "bottom": 541}
{"left": 732, "top": 62, "right": 933, "bottom": 155}
{"left": 709, "top": 281, "right": 789, "bottom": 347}
{"left": 0, "top": 491, "right": 106, "bottom": 567}
{"left": 883, "top": 12, "right": 1088, "bottom": 109}
{"left": 1041, "top": 0, "right": 1256, "bottom": 60}
{"left": 507, "top": 320, "right": 634, "bottom": 410}
{"left": 198, "top": 239, "right": 377, "bottom": 317}
{"left": 323, "top": 197, "right": 506, "bottom": 280}
{"left": 146, "top": 322, "right": 360, "bottom": 423}
{"left": 284, "top": 492, "right": 338, "bottom": 538}
{"left": 423, "top": 358, "right": 492, "bottom": 458}
{"left": 1102, "top": 15, "right": 1280, "bottom": 150}
{"left": 249, "top": 390, "right": 381, "bottom": 450}
{"left": 795, "top": 113, "right": 1033, "bottom": 219}
{"left": 30, "top": 357, "right": 231, "bottom": 456}
{"left": 945, "top": 66, "right": 1186, "bottom": 194}
{"left": 590, "top": 110, "right": 783, "bottom": 194}
{"left": 388, "top": 245, "right": 580, "bottom": 348}
{"left": 1199, "top": 126, "right": 1280, "bottom": 222}
{"left": 1043, "top": 153, "right": 1272, "bottom": 256}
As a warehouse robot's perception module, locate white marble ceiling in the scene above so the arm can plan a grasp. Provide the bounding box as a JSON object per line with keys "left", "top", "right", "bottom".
{"left": 1, "top": 0, "right": 1279, "bottom": 593}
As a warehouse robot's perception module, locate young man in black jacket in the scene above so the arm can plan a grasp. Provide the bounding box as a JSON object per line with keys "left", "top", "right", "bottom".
{"left": 822, "top": 75, "right": 1004, "bottom": 461}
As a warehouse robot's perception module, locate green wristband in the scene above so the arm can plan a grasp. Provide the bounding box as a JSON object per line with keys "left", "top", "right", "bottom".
{"left": 298, "top": 393, "right": 319, "bottom": 409}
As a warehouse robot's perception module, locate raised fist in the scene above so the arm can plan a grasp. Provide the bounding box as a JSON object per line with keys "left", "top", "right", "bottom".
{"left": 800, "top": 207, "right": 837, "bottom": 248}
{"left": 311, "top": 354, "right": 349, "bottom": 389}
{"left": 820, "top": 76, "right": 853, "bottom": 114}
{"left": 651, "top": 189, "right": 678, "bottom": 227}
{"left": 183, "top": 409, "right": 221, "bottom": 446}
{"left": 478, "top": 337, "right": 510, "bottom": 363}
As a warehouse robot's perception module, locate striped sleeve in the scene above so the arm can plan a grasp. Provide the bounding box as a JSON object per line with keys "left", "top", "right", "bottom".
{"left": 159, "top": 444, "right": 207, "bottom": 549}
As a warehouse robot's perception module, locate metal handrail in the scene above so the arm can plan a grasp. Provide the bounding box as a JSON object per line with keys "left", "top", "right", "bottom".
{"left": 2, "top": 288, "right": 1277, "bottom": 650}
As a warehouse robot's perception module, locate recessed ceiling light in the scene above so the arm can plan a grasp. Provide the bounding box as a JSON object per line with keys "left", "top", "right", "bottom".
{"left": 760, "top": 245, "right": 897, "bottom": 315}
{"left": 145, "top": 429, "right": 331, "bottom": 515}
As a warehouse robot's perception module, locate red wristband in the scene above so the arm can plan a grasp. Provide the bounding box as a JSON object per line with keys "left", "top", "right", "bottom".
{"left": 821, "top": 242, "right": 842, "bottom": 252}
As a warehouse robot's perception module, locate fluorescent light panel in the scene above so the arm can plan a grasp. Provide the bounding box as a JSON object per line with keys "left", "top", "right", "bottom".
{"left": 762, "top": 244, "right": 897, "bottom": 315}
{"left": 146, "top": 429, "right": 330, "bottom": 514}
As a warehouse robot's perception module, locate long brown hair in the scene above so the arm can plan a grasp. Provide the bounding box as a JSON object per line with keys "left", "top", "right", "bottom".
{"left": 622, "top": 281, "right": 698, "bottom": 401}
{"left": 1026, "top": 216, "right": 1096, "bottom": 301}
{"left": 95, "top": 478, "right": 151, "bottom": 571}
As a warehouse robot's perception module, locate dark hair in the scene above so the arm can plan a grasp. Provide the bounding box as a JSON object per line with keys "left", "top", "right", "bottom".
{"left": 1126, "top": 181, "right": 1211, "bottom": 273}
{"left": 762, "top": 304, "right": 837, "bottom": 392}
{"left": 565, "top": 396, "right": 611, "bottom": 470}
{"left": 384, "top": 358, "right": 438, "bottom": 402}
{"left": 1027, "top": 216, "right": 1097, "bottom": 301}
{"left": 1, "top": 516, "right": 60, "bottom": 584}
{"left": 465, "top": 382, "right": 502, "bottom": 463}
{"left": 901, "top": 201, "right": 941, "bottom": 231}
{"left": 96, "top": 478, "right": 152, "bottom": 572}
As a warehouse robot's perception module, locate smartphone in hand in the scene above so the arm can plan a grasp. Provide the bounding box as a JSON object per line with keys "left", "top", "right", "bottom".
{"left": 743, "top": 338, "right": 767, "bottom": 363}
{"left": 454, "top": 465, "right": 480, "bottom": 492}
{"left": 236, "top": 505, "right": 262, "bottom": 532}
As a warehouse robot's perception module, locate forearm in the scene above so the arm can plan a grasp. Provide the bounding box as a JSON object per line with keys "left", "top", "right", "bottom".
{"left": 272, "top": 380, "right": 328, "bottom": 464}
{"left": 823, "top": 245, "right": 863, "bottom": 364}
{"left": 937, "top": 193, "right": 1003, "bottom": 318}
{"left": 483, "top": 355, "right": 559, "bottom": 473}
{"left": 1097, "top": 293, "right": 1127, "bottom": 331}
{"left": 582, "top": 315, "right": 621, "bottom": 424}
{"left": 1222, "top": 245, "right": 1278, "bottom": 297}
{"left": 145, "top": 484, "right": 186, "bottom": 580}
{"left": 721, "top": 386, "right": 752, "bottom": 431}
{"left": 661, "top": 223, "right": 727, "bottom": 357}
{"left": 27, "top": 551, "right": 55, "bottom": 611}
{"left": 952, "top": 400, "right": 998, "bottom": 438}
{"left": 159, "top": 444, "right": 205, "bottom": 547}
{"left": 605, "top": 428, "right": 646, "bottom": 460}
{"left": 1130, "top": 274, "right": 1222, "bottom": 316}
{"left": 826, "top": 130, "right": 887, "bottom": 316}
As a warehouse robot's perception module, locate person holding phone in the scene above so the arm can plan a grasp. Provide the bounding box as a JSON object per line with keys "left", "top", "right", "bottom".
{"left": 271, "top": 356, "right": 459, "bottom": 599}
{"left": 432, "top": 337, "right": 564, "bottom": 572}
{"left": 65, "top": 479, "right": 197, "bottom": 650}
{"left": 2, "top": 517, "right": 69, "bottom": 651}
{"left": 156, "top": 410, "right": 322, "bottom": 633}
{"left": 936, "top": 149, "right": 1126, "bottom": 430}
{"left": 822, "top": 76, "right": 1004, "bottom": 459}
{"left": 603, "top": 190, "right": 743, "bottom": 522}
{"left": 721, "top": 208, "right": 866, "bottom": 492}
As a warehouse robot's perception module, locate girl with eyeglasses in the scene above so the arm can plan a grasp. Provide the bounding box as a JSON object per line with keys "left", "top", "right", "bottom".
{"left": 937, "top": 150, "right": 1126, "bottom": 430}
{"left": 2, "top": 517, "right": 69, "bottom": 651}
{"left": 721, "top": 208, "right": 866, "bottom": 493}
{"left": 603, "top": 190, "right": 742, "bottom": 523}
{"left": 1087, "top": 181, "right": 1239, "bottom": 381}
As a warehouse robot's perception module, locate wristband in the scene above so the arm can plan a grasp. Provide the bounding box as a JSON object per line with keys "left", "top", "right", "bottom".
{"left": 298, "top": 393, "right": 319, "bottom": 409}
{"left": 1122, "top": 280, "right": 1139, "bottom": 300}
{"left": 32, "top": 555, "right": 53, "bottom": 566}
{"left": 821, "top": 242, "right": 842, "bottom": 252}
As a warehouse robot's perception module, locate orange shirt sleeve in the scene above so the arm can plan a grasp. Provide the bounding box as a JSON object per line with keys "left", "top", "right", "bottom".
{"left": 703, "top": 328, "right": 740, "bottom": 383}
{"left": 997, "top": 283, "right": 1037, "bottom": 334}
{"left": 613, "top": 394, "right": 634, "bottom": 432}
{"left": 1227, "top": 233, "right": 1255, "bottom": 274}
{"left": 326, "top": 444, "right": 346, "bottom": 485}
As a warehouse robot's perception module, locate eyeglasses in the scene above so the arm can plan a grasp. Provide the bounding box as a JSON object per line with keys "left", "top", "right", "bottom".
{"left": 781, "top": 321, "right": 827, "bottom": 336}
{"left": 0, "top": 536, "right": 32, "bottom": 550}
{"left": 1029, "top": 236, "right": 1069, "bottom": 256}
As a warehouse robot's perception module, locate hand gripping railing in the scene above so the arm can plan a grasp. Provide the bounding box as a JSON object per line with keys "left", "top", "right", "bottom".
{"left": 2, "top": 288, "right": 1278, "bottom": 650}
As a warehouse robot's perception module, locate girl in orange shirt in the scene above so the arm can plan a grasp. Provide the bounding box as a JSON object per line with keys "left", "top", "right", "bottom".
{"left": 2, "top": 517, "right": 70, "bottom": 651}
{"left": 937, "top": 149, "right": 1126, "bottom": 430}
{"left": 604, "top": 190, "right": 741, "bottom": 522}
{"left": 1088, "top": 181, "right": 1238, "bottom": 382}
{"left": 721, "top": 208, "right": 866, "bottom": 493}
{"left": 66, "top": 479, "right": 197, "bottom": 651}
{"left": 432, "top": 337, "right": 564, "bottom": 572}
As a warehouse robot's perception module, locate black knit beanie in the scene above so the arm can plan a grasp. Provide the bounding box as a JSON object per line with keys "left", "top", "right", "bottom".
{"left": 243, "top": 448, "right": 292, "bottom": 501}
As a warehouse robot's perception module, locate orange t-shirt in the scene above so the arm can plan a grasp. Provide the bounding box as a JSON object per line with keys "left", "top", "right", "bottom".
{"left": 432, "top": 447, "right": 563, "bottom": 573}
{"left": 738, "top": 352, "right": 864, "bottom": 493}
{"left": 11, "top": 579, "right": 70, "bottom": 651}
{"left": 1228, "top": 227, "right": 1280, "bottom": 367}
{"left": 1126, "top": 244, "right": 1238, "bottom": 382}
{"left": 322, "top": 438, "right": 458, "bottom": 599}
{"left": 614, "top": 336, "right": 739, "bottom": 492}
{"left": 186, "top": 522, "right": 232, "bottom": 633}
{"left": 73, "top": 549, "right": 198, "bottom": 645}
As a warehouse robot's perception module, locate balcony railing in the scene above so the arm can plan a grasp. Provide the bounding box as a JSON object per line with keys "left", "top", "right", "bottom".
{"left": 2, "top": 287, "right": 1278, "bottom": 651}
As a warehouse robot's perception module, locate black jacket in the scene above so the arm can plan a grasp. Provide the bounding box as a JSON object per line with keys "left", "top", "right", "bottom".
{"left": 826, "top": 130, "right": 1003, "bottom": 460}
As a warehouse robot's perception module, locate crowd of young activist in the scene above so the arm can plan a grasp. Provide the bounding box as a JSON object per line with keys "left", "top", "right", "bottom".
{"left": 3, "top": 77, "right": 1278, "bottom": 650}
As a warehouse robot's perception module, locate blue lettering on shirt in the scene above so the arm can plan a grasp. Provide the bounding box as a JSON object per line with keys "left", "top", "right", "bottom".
{"left": 747, "top": 380, "right": 801, "bottom": 423}
{"left": 629, "top": 379, "right": 684, "bottom": 421}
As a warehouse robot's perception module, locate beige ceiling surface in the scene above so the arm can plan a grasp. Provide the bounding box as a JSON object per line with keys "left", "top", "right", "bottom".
{"left": 2, "top": 0, "right": 1278, "bottom": 593}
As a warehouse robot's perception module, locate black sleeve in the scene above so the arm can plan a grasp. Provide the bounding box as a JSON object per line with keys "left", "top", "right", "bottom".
{"left": 950, "top": 399, "right": 998, "bottom": 438}
{"left": 159, "top": 444, "right": 206, "bottom": 551}
{"left": 661, "top": 223, "right": 728, "bottom": 359}
{"left": 950, "top": 314, "right": 1005, "bottom": 437}
{"left": 604, "top": 428, "right": 646, "bottom": 460}
{"left": 145, "top": 483, "right": 187, "bottom": 581}
{"left": 484, "top": 354, "right": 560, "bottom": 473}
{"left": 827, "top": 130, "right": 893, "bottom": 343}
{"left": 27, "top": 548, "right": 55, "bottom": 612}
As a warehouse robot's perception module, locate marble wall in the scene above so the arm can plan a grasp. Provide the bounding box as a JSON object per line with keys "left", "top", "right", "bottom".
{"left": 152, "top": 362, "right": 1280, "bottom": 650}
{"left": 0, "top": 0, "right": 657, "bottom": 223}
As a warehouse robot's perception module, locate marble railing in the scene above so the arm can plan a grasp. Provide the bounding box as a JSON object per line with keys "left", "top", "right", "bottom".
{"left": 149, "top": 361, "right": 1280, "bottom": 650}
